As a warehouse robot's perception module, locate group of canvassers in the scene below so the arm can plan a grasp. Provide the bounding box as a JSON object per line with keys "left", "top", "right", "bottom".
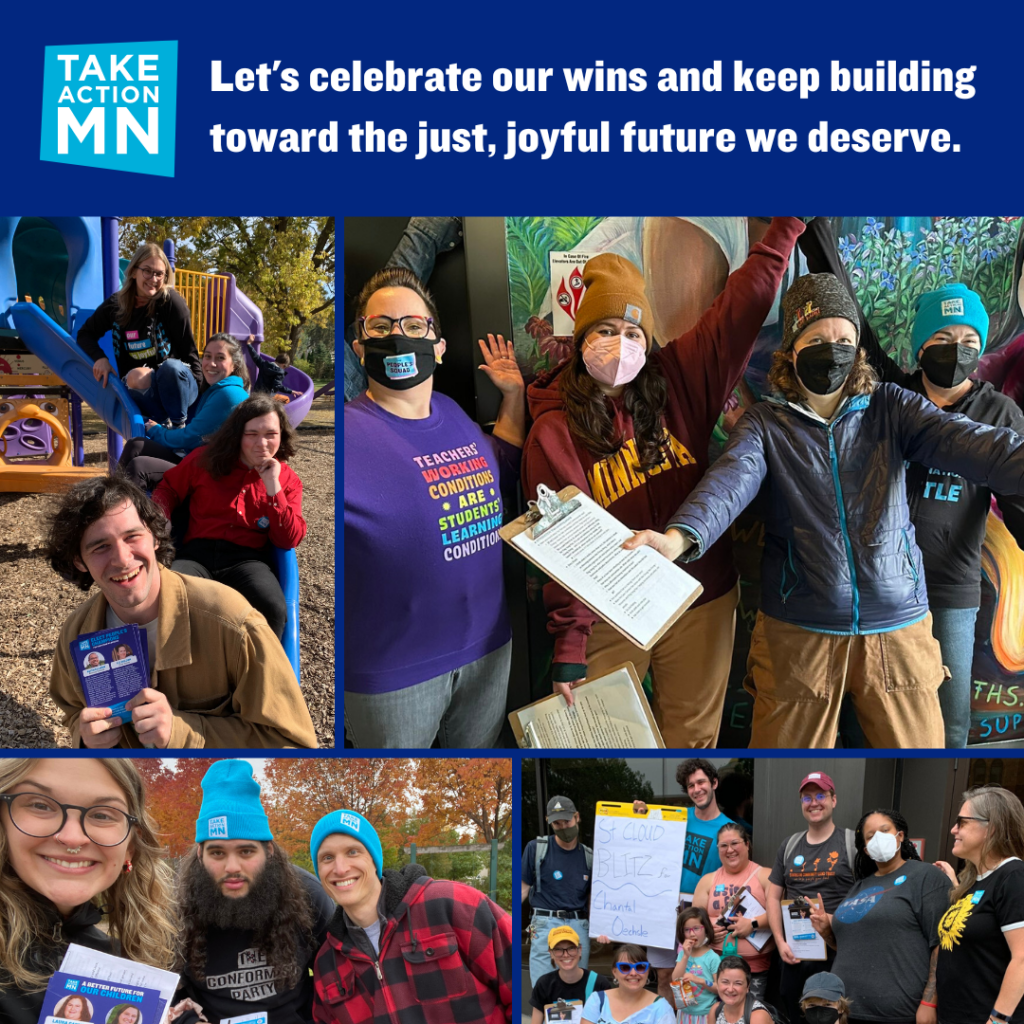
{"left": 344, "top": 215, "right": 1024, "bottom": 750}
{"left": 0, "top": 757, "right": 514, "bottom": 1024}
{"left": 38, "top": 242, "right": 320, "bottom": 749}
{"left": 523, "top": 759, "right": 1024, "bottom": 1024}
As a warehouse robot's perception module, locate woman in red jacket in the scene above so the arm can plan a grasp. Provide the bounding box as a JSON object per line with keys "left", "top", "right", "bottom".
{"left": 152, "top": 394, "right": 305, "bottom": 639}
{"left": 521, "top": 217, "right": 805, "bottom": 747}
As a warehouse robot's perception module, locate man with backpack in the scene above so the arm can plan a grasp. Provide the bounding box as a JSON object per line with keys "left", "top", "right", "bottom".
{"left": 766, "top": 771, "right": 856, "bottom": 1024}
{"left": 522, "top": 796, "right": 593, "bottom": 985}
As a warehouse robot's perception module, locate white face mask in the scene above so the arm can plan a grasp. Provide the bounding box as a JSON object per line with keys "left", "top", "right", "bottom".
{"left": 866, "top": 830, "right": 900, "bottom": 864}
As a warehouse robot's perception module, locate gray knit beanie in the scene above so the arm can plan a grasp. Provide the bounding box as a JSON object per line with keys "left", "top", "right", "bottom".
{"left": 781, "top": 273, "right": 860, "bottom": 351}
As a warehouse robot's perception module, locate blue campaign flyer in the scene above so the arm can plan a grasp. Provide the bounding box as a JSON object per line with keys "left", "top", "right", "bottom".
{"left": 71, "top": 624, "right": 149, "bottom": 719}
{"left": 40, "top": 971, "right": 164, "bottom": 1024}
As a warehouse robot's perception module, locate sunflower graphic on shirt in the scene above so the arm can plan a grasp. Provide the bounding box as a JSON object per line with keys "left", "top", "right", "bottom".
{"left": 938, "top": 893, "right": 977, "bottom": 950}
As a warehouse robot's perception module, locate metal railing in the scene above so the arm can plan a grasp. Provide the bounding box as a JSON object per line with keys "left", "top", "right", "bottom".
{"left": 173, "top": 269, "right": 230, "bottom": 353}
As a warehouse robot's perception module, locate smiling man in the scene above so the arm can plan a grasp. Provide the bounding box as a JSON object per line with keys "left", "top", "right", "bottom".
{"left": 310, "top": 808, "right": 513, "bottom": 1024}
{"left": 766, "top": 771, "right": 856, "bottom": 1024}
{"left": 44, "top": 475, "right": 317, "bottom": 748}
{"left": 175, "top": 760, "right": 334, "bottom": 1024}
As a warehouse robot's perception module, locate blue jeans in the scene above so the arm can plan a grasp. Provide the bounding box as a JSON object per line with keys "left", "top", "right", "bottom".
{"left": 127, "top": 359, "right": 198, "bottom": 424}
{"left": 344, "top": 639, "right": 510, "bottom": 748}
{"left": 932, "top": 605, "right": 980, "bottom": 749}
{"left": 529, "top": 913, "right": 590, "bottom": 987}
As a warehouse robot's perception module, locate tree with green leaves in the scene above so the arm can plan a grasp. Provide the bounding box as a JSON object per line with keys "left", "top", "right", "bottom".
{"left": 119, "top": 217, "right": 334, "bottom": 356}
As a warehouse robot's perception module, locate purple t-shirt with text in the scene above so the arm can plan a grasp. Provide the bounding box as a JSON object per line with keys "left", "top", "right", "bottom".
{"left": 344, "top": 392, "right": 517, "bottom": 693}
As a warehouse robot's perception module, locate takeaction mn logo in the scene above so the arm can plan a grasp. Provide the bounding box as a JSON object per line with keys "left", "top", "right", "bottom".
{"left": 40, "top": 41, "right": 177, "bottom": 177}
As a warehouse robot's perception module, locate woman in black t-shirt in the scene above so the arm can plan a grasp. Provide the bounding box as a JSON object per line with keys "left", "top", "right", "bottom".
{"left": 75, "top": 242, "right": 202, "bottom": 426}
{"left": 530, "top": 925, "right": 613, "bottom": 1024}
{"left": 934, "top": 787, "right": 1024, "bottom": 1024}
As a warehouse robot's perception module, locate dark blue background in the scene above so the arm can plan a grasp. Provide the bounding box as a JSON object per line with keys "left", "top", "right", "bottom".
{"left": 0, "top": 2, "right": 1015, "bottom": 212}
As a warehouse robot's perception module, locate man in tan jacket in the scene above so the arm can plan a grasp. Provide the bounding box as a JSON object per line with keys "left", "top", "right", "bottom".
{"left": 45, "top": 475, "right": 318, "bottom": 749}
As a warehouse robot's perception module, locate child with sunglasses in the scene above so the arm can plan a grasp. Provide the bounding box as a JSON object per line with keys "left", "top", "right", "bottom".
{"left": 672, "top": 908, "right": 721, "bottom": 1024}
{"left": 582, "top": 945, "right": 675, "bottom": 1024}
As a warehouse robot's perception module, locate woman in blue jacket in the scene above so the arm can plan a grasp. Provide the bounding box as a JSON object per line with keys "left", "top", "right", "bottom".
{"left": 120, "top": 332, "right": 250, "bottom": 491}
{"left": 628, "top": 272, "right": 1024, "bottom": 749}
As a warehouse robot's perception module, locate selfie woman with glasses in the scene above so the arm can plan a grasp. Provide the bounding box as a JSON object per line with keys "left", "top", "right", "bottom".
{"left": 934, "top": 787, "right": 1024, "bottom": 1024}
{"left": 807, "top": 808, "right": 951, "bottom": 1024}
{"left": 344, "top": 267, "right": 526, "bottom": 748}
{"left": 0, "top": 758, "right": 175, "bottom": 1024}
{"left": 76, "top": 243, "right": 202, "bottom": 427}
{"left": 581, "top": 945, "right": 674, "bottom": 1024}
{"left": 692, "top": 824, "right": 775, "bottom": 999}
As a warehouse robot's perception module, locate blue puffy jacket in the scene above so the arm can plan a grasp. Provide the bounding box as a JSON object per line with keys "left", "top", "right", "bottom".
{"left": 145, "top": 375, "right": 249, "bottom": 451}
{"left": 669, "top": 383, "right": 1024, "bottom": 635}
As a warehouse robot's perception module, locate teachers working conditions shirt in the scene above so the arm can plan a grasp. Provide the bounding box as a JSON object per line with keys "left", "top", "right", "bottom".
{"left": 936, "top": 858, "right": 1024, "bottom": 1024}
{"left": 344, "top": 392, "right": 519, "bottom": 693}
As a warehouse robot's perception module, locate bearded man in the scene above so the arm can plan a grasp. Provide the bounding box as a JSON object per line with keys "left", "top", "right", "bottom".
{"left": 174, "top": 760, "right": 335, "bottom": 1024}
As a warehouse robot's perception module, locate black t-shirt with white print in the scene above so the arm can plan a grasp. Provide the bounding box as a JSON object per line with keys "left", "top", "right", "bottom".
{"left": 936, "top": 858, "right": 1024, "bottom": 1024}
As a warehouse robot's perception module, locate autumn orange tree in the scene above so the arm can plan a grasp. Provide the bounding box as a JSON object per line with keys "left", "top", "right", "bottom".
{"left": 262, "top": 758, "right": 414, "bottom": 869}
{"left": 134, "top": 758, "right": 219, "bottom": 859}
{"left": 412, "top": 759, "right": 513, "bottom": 846}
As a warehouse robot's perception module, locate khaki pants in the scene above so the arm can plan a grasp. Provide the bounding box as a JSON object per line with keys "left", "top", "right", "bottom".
{"left": 744, "top": 611, "right": 947, "bottom": 748}
{"left": 585, "top": 581, "right": 739, "bottom": 747}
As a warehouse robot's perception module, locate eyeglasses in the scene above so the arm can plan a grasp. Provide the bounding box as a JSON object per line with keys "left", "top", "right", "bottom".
{"left": 954, "top": 815, "right": 989, "bottom": 829}
{"left": 360, "top": 315, "right": 435, "bottom": 340}
{"left": 615, "top": 962, "right": 650, "bottom": 974}
{"left": 552, "top": 947, "right": 579, "bottom": 957}
{"left": 0, "top": 792, "right": 137, "bottom": 847}
{"left": 137, "top": 267, "right": 166, "bottom": 280}
{"left": 718, "top": 840, "right": 746, "bottom": 851}
{"left": 801, "top": 792, "right": 831, "bottom": 804}
{"left": 683, "top": 926, "right": 706, "bottom": 934}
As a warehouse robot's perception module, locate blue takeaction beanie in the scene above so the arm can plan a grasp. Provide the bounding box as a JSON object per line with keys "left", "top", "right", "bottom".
{"left": 310, "top": 809, "right": 383, "bottom": 879}
{"left": 194, "top": 760, "right": 273, "bottom": 842}
{"left": 911, "top": 283, "right": 989, "bottom": 360}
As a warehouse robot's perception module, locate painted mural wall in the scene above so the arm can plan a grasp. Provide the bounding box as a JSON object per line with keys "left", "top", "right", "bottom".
{"left": 505, "top": 215, "right": 1024, "bottom": 745}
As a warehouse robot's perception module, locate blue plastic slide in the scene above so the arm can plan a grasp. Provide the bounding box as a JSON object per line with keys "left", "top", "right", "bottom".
{"left": 11, "top": 302, "right": 145, "bottom": 439}
{"left": 271, "top": 546, "right": 301, "bottom": 683}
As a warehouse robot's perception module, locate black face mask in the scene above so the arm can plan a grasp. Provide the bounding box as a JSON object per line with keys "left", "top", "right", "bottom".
{"left": 363, "top": 333, "right": 437, "bottom": 390}
{"left": 554, "top": 824, "right": 579, "bottom": 842}
{"left": 795, "top": 343, "right": 857, "bottom": 396}
{"left": 803, "top": 1008, "right": 841, "bottom": 1024}
{"left": 919, "top": 343, "right": 979, "bottom": 389}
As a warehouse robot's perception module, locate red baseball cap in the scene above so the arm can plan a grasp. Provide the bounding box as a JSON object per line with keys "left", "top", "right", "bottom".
{"left": 799, "top": 772, "right": 836, "bottom": 794}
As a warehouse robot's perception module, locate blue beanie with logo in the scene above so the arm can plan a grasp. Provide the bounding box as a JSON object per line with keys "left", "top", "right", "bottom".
{"left": 911, "top": 283, "right": 989, "bottom": 360}
{"left": 194, "top": 760, "right": 273, "bottom": 842}
{"left": 310, "top": 809, "right": 383, "bottom": 879}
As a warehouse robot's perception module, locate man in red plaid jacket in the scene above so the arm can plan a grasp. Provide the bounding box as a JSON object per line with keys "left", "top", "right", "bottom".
{"left": 309, "top": 808, "right": 514, "bottom": 1024}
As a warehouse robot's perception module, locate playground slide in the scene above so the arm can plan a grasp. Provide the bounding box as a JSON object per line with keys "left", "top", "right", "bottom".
{"left": 11, "top": 302, "right": 145, "bottom": 440}
{"left": 230, "top": 283, "right": 315, "bottom": 426}
{"left": 272, "top": 545, "right": 301, "bottom": 684}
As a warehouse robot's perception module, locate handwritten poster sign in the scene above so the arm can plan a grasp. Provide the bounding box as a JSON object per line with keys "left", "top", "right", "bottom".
{"left": 589, "top": 801, "right": 687, "bottom": 949}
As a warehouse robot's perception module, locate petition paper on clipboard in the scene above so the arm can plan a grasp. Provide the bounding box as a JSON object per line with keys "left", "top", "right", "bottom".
{"left": 509, "top": 490, "right": 702, "bottom": 648}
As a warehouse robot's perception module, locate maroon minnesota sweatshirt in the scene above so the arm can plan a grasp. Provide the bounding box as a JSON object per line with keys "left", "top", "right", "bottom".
{"left": 521, "top": 216, "right": 805, "bottom": 671}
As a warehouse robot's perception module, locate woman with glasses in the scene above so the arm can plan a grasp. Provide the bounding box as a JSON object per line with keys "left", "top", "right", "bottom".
{"left": 76, "top": 243, "right": 202, "bottom": 428}
{"left": 0, "top": 757, "right": 175, "bottom": 1024}
{"left": 343, "top": 266, "right": 526, "bottom": 748}
{"left": 581, "top": 945, "right": 675, "bottom": 1024}
{"left": 709, "top": 956, "right": 771, "bottom": 1024}
{"left": 153, "top": 395, "right": 305, "bottom": 639}
{"left": 120, "top": 333, "right": 251, "bottom": 493}
{"left": 530, "top": 926, "right": 613, "bottom": 1024}
{"left": 692, "top": 825, "right": 775, "bottom": 1000}
{"left": 934, "top": 787, "right": 1024, "bottom": 1024}
{"left": 806, "top": 808, "right": 951, "bottom": 1024}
